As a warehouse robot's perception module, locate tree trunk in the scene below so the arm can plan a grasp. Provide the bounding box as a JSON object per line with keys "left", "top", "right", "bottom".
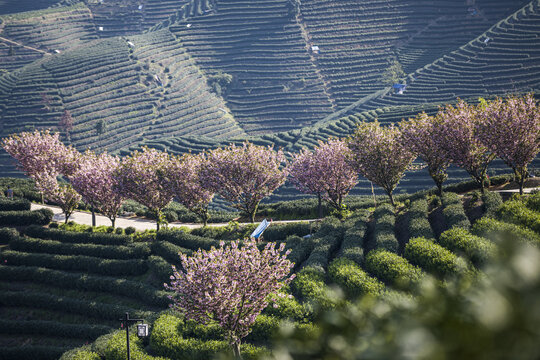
{"left": 111, "top": 217, "right": 116, "bottom": 228}
{"left": 232, "top": 341, "right": 242, "bottom": 360}
{"left": 436, "top": 181, "right": 443, "bottom": 197}
{"left": 202, "top": 209, "right": 209, "bottom": 227}
{"left": 250, "top": 202, "right": 260, "bottom": 224}
{"left": 91, "top": 207, "right": 96, "bottom": 227}
{"left": 64, "top": 212, "right": 69, "bottom": 224}
{"left": 317, "top": 193, "right": 323, "bottom": 219}
{"left": 388, "top": 191, "right": 395, "bottom": 207}
{"left": 518, "top": 167, "right": 526, "bottom": 196}
{"left": 156, "top": 209, "right": 161, "bottom": 231}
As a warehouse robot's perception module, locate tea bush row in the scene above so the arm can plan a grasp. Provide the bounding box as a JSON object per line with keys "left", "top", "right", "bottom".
{"left": 0, "top": 265, "right": 170, "bottom": 307}
{"left": 0, "top": 250, "right": 147, "bottom": 276}
{"left": 9, "top": 235, "right": 150, "bottom": 260}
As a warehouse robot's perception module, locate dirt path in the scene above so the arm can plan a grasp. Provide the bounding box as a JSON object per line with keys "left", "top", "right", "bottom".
{"left": 0, "top": 36, "right": 51, "bottom": 55}
{"left": 31, "top": 203, "right": 317, "bottom": 231}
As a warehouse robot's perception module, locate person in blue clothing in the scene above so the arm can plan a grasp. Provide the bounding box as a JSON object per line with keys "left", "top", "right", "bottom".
{"left": 5, "top": 187, "right": 13, "bottom": 198}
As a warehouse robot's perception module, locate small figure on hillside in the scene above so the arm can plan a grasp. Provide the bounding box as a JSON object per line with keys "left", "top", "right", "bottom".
{"left": 5, "top": 187, "right": 13, "bottom": 198}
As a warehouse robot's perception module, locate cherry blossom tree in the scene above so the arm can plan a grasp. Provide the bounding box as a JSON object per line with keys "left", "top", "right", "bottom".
{"left": 166, "top": 153, "right": 214, "bottom": 226}
{"left": 200, "top": 142, "right": 288, "bottom": 223}
{"left": 34, "top": 170, "right": 81, "bottom": 223}
{"left": 435, "top": 100, "right": 495, "bottom": 193}
{"left": 400, "top": 112, "right": 450, "bottom": 195}
{"left": 347, "top": 121, "right": 415, "bottom": 206}
{"left": 289, "top": 139, "right": 358, "bottom": 217}
{"left": 115, "top": 147, "right": 175, "bottom": 230}
{"left": 166, "top": 239, "right": 295, "bottom": 359}
{"left": 476, "top": 94, "right": 540, "bottom": 195}
{"left": 70, "top": 151, "right": 125, "bottom": 227}
{"left": 2, "top": 129, "right": 72, "bottom": 178}
{"left": 2, "top": 129, "right": 80, "bottom": 203}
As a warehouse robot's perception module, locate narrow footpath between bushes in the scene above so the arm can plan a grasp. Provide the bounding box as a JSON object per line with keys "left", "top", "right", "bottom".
{"left": 30, "top": 204, "right": 317, "bottom": 231}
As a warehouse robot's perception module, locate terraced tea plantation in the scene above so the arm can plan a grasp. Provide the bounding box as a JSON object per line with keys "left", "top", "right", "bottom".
{"left": 1, "top": 177, "right": 540, "bottom": 359}
{"left": 0, "top": 0, "right": 538, "bottom": 194}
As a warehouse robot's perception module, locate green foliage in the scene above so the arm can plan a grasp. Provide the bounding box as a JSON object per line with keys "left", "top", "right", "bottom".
{"left": 0, "top": 346, "right": 67, "bottom": 360}
{"left": 291, "top": 268, "right": 336, "bottom": 309}
{"left": 271, "top": 237, "right": 540, "bottom": 360}
{"left": 0, "top": 290, "right": 152, "bottom": 320}
{"left": 339, "top": 209, "right": 370, "bottom": 264}
{"left": 328, "top": 258, "right": 384, "bottom": 299}
{"left": 482, "top": 191, "right": 503, "bottom": 218}
{"left": 0, "top": 177, "right": 41, "bottom": 202}
{"left": 373, "top": 204, "right": 398, "bottom": 252}
{"left": 0, "top": 197, "right": 31, "bottom": 211}
{"left": 283, "top": 235, "right": 315, "bottom": 268}
{"left": 408, "top": 198, "right": 434, "bottom": 239}
{"left": 381, "top": 58, "right": 406, "bottom": 85}
{"left": 157, "top": 228, "right": 220, "bottom": 251}
{"left": 525, "top": 191, "right": 540, "bottom": 212}
{"left": 264, "top": 292, "right": 308, "bottom": 321}
{"left": 24, "top": 225, "right": 132, "bottom": 245}
{"left": 0, "top": 208, "right": 52, "bottom": 226}
{"left": 438, "top": 227, "right": 496, "bottom": 266}
{"left": 442, "top": 192, "right": 470, "bottom": 230}
{"left": 105, "top": 330, "right": 166, "bottom": 360}
{"left": 0, "top": 250, "right": 147, "bottom": 276}
{"left": 472, "top": 217, "right": 540, "bottom": 246}
{"left": 0, "top": 265, "right": 170, "bottom": 307}
{"left": 365, "top": 249, "right": 424, "bottom": 291}
{"left": 9, "top": 234, "right": 150, "bottom": 259}
{"left": 404, "top": 237, "right": 467, "bottom": 278}
{"left": 497, "top": 200, "right": 540, "bottom": 233}
{"left": 0, "top": 227, "right": 18, "bottom": 245}
{"left": 149, "top": 314, "right": 268, "bottom": 360}
{"left": 151, "top": 240, "right": 192, "bottom": 265}
{"left": 62, "top": 349, "right": 101, "bottom": 360}
{"left": 0, "top": 319, "right": 111, "bottom": 339}
{"left": 262, "top": 222, "right": 314, "bottom": 242}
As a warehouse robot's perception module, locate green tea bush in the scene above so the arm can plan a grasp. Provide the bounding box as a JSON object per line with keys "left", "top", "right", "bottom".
{"left": 0, "top": 291, "right": 152, "bottom": 321}
{"left": 497, "top": 200, "right": 540, "bottom": 233}
{"left": 328, "top": 258, "right": 384, "bottom": 299}
{"left": 283, "top": 235, "right": 315, "bottom": 268}
{"left": 408, "top": 199, "right": 434, "bottom": 239}
{"left": 148, "top": 255, "right": 174, "bottom": 285}
{"left": 151, "top": 241, "right": 192, "bottom": 265}
{"left": 0, "top": 197, "right": 31, "bottom": 211}
{"left": 157, "top": 229, "right": 220, "bottom": 251}
{"left": 438, "top": 227, "right": 496, "bottom": 266}
{"left": 291, "top": 267, "right": 335, "bottom": 309}
{"left": 482, "top": 191, "right": 503, "bottom": 218}
{"left": 365, "top": 250, "right": 424, "bottom": 291}
{"left": 441, "top": 193, "right": 470, "bottom": 230}
{"left": 105, "top": 330, "right": 166, "bottom": 360}
{"left": 0, "top": 250, "right": 147, "bottom": 276}
{"left": 0, "top": 208, "right": 52, "bottom": 226}
{"left": 338, "top": 209, "right": 370, "bottom": 264}
{"left": 404, "top": 237, "right": 467, "bottom": 278}
{"left": 0, "top": 227, "right": 18, "bottom": 245}
{"left": 150, "top": 314, "right": 267, "bottom": 360}
{"left": 525, "top": 191, "right": 540, "bottom": 212}
{"left": 373, "top": 204, "right": 398, "bottom": 252}
{"left": 471, "top": 217, "right": 540, "bottom": 245}
{"left": 24, "top": 225, "right": 132, "bottom": 245}
{"left": 263, "top": 292, "right": 308, "bottom": 321}
{"left": 61, "top": 349, "right": 101, "bottom": 360}
{"left": 262, "top": 222, "right": 313, "bottom": 242}
{"left": 0, "top": 346, "right": 67, "bottom": 360}
{"left": 9, "top": 235, "right": 150, "bottom": 259}
{"left": 0, "top": 319, "right": 111, "bottom": 339}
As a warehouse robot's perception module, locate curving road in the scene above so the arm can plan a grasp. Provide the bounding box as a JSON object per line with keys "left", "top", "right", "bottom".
{"left": 30, "top": 203, "right": 317, "bottom": 231}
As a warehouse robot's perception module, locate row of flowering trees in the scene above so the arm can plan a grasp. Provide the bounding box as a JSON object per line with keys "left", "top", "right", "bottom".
{"left": 2, "top": 94, "right": 539, "bottom": 227}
